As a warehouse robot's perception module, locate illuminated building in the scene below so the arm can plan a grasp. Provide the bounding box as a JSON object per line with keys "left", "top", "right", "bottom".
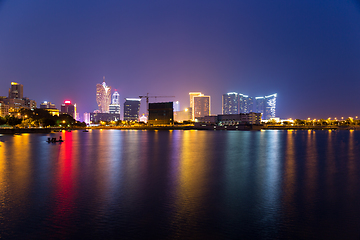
{"left": 3, "top": 82, "right": 36, "bottom": 111}
{"left": 8, "top": 82, "right": 23, "bottom": 99}
{"left": 96, "top": 77, "right": 111, "bottom": 113}
{"left": 0, "top": 101, "right": 9, "bottom": 117}
{"left": 61, "top": 100, "right": 77, "bottom": 119}
{"left": 124, "top": 98, "right": 141, "bottom": 121}
{"left": 264, "top": 93, "right": 277, "bottom": 120}
{"left": 255, "top": 93, "right": 277, "bottom": 119}
{"left": 40, "top": 101, "right": 56, "bottom": 109}
{"left": 112, "top": 90, "right": 120, "bottom": 105}
{"left": 174, "top": 108, "right": 191, "bottom": 122}
{"left": 193, "top": 95, "right": 210, "bottom": 118}
{"left": 109, "top": 90, "right": 121, "bottom": 120}
{"left": 83, "top": 112, "right": 90, "bottom": 124}
{"left": 90, "top": 113, "right": 118, "bottom": 123}
{"left": 189, "top": 92, "right": 202, "bottom": 120}
{"left": 173, "top": 101, "right": 180, "bottom": 112}
{"left": 222, "top": 92, "right": 239, "bottom": 114}
{"left": 239, "top": 94, "right": 253, "bottom": 113}
{"left": 148, "top": 102, "right": 174, "bottom": 125}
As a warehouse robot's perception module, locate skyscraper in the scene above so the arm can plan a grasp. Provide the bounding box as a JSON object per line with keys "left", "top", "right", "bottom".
{"left": 222, "top": 92, "right": 239, "bottom": 114}
{"left": 96, "top": 77, "right": 111, "bottom": 113}
{"left": 194, "top": 95, "right": 210, "bottom": 119}
{"left": 124, "top": 98, "right": 141, "bottom": 121}
{"left": 109, "top": 90, "right": 121, "bottom": 120}
{"left": 255, "top": 93, "right": 277, "bottom": 120}
{"left": 8, "top": 82, "right": 23, "bottom": 99}
{"left": 264, "top": 93, "right": 277, "bottom": 120}
{"left": 239, "top": 94, "right": 253, "bottom": 113}
{"left": 189, "top": 92, "right": 202, "bottom": 120}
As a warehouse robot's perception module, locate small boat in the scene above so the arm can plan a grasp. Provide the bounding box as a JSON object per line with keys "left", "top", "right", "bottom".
{"left": 83, "top": 129, "right": 89, "bottom": 132}
{"left": 46, "top": 137, "right": 64, "bottom": 143}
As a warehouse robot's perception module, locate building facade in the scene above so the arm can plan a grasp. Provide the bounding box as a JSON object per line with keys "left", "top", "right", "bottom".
{"left": 96, "top": 77, "right": 111, "bottom": 113}
{"left": 222, "top": 92, "right": 239, "bottom": 114}
{"left": 148, "top": 102, "right": 174, "bottom": 125}
{"left": 8, "top": 82, "right": 23, "bottom": 99}
{"left": 193, "top": 95, "right": 210, "bottom": 118}
{"left": 189, "top": 92, "right": 202, "bottom": 120}
{"left": 124, "top": 98, "right": 141, "bottom": 121}
{"left": 61, "top": 100, "right": 77, "bottom": 119}
{"left": 239, "top": 94, "right": 253, "bottom": 113}
{"left": 255, "top": 93, "right": 277, "bottom": 120}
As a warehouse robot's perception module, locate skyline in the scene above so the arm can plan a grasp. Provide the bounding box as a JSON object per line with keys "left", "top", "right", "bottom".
{"left": 1, "top": 1, "right": 360, "bottom": 119}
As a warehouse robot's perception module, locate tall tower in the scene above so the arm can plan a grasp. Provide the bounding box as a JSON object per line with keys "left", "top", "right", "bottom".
{"left": 96, "top": 77, "right": 111, "bottom": 113}
{"left": 109, "top": 90, "right": 121, "bottom": 120}
{"left": 264, "top": 93, "right": 277, "bottom": 119}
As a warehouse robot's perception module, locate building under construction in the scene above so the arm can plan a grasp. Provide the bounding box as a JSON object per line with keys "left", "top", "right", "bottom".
{"left": 148, "top": 102, "right": 174, "bottom": 125}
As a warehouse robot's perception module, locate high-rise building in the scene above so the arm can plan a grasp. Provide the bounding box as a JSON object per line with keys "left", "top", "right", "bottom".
{"left": 96, "top": 77, "right": 111, "bottom": 113}
{"left": 194, "top": 95, "right": 210, "bottom": 119}
{"left": 264, "top": 93, "right": 277, "bottom": 120}
{"left": 8, "top": 82, "right": 23, "bottom": 99}
{"left": 61, "top": 100, "right": 77, "bottom": 119}
{"left": 255, "top": 93, "right": 277, "bottom": 120}
{"left": 239, "top": 94, "right": 253, "bottom": 113}
{"left": 148, "top": 102, "right": 174, "bottom": 125}
{"left": 189, "top": 92, "right": 202, "bottom": 120}
{"left": 124, "top": 98, "right": 141, "bottom": 121}
{"left": 222, "top": 92, "right": 239, "bottom": 114}
{"left": 109, "top": 90, "right": 121, "bottom": 120}
{"left": 0, "top": 101, "right": 9, "bottom": 117}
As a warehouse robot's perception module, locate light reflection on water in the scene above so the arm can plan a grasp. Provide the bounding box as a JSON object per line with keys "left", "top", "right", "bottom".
{"left": 0, "top": 130, "right": 360, "bottom": 239}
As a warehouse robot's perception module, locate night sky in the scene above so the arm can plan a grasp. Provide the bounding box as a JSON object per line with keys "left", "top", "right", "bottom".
{"left": 1, "top": 0, "right": 360, "bottom": 120}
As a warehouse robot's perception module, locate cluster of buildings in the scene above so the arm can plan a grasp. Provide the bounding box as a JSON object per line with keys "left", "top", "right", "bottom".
{"left": 0, "top": 82, "right": 37, "bottom": 117}
{"left": 222, "top": 92, "right": 277, "bottom": 120}
{"left": 0, "top": 79, "right": 278, "bottom": 127}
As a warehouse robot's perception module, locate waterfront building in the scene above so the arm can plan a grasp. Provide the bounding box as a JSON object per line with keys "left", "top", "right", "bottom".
{"left": 83, "top": 112, "right": 90, "bottom": 124}
{"left": 193, "top": 95, "right": 210, "bottom": 118}
{"left": 196, "top": 112, "right": 261, "bottom": 125}
{"left": 8, "top": 82, "right": 23, "bottom": 99}
{"left": 222, "top": 92, "right": 239, "bottom": 114}
{"left": 124, "top": 98, "right": 141, "bottom": 121}
{"left": 189, "top": 92, "right": 202, "bottom": 120}
{"left": 255, "top": 93, "right": 277, "bottom": 120}
{"left": 173, "top": 101, "right": 180, "bottom": 112}
{"left": 148, "top": 102, "right": 174, "bottom": 125}
{"left": 174, "top": 108, "right": 191, "bottom": 122}
{"left": 239, "top": 94, "right": 253, "bottom": 113}
{"left": 90, "top": 112, "right": 118, "bottom": 123}
{"left": 3, "top": 82, "right": 36, "bottom": 111}
{"left": 0, "top": 101, "right": 9, "bottom": 117}
{"left": 96, "top": 77, "right": 111, "bottom": 113}
{"left": 61, "top": 100, "right": 77, "bottom": 119}
{"left": 264, "top": 93, "right": 277, "bottom": 120}
{"left": 109, "top": 90, "right": 121, "bottom": 120}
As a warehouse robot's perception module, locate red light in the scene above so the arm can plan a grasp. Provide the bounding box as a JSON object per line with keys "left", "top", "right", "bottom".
{"left": 64, "top": 100, "right": 71, "bottom": 104}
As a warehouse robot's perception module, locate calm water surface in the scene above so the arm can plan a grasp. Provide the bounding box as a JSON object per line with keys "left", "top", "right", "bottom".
{"left": 0, "top": 130, "right": 360, "bottom": 239}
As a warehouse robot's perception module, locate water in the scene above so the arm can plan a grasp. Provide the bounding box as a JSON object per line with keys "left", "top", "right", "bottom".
{"left": 1, "top": 129, "right": 360, "bottom": 239}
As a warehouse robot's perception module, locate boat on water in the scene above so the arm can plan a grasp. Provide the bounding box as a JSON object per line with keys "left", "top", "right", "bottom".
{"left": 46, "top": 137, "right": 64, "bottom": 143}
{"left": 83, "top": 129, "right": 89, "bottom": 132}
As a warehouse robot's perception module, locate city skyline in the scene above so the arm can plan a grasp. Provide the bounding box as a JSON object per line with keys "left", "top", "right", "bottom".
{"left": 1, "top": 1, "right": 360, "bottom": 119}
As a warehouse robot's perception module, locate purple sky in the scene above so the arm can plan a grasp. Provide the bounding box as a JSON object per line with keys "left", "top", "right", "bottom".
{"left": 1, "top": 0, "right": 360, "bottom": 120}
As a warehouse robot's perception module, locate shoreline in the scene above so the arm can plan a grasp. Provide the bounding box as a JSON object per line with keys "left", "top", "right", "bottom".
{"left": 1, "top": 125, "right": 360, "bottom": 133}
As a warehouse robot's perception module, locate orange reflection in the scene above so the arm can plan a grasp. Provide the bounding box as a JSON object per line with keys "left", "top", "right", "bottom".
{"left": 305, "top": 130, "right": 317, "bottom": 210}
{"left": 173, "top": 131, "right": 208, "bottom": 233}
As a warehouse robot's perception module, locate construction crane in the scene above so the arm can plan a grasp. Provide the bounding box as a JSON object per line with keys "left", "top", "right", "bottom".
{"left": 139, "top": 93, "right": 175, "bottom": 112}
